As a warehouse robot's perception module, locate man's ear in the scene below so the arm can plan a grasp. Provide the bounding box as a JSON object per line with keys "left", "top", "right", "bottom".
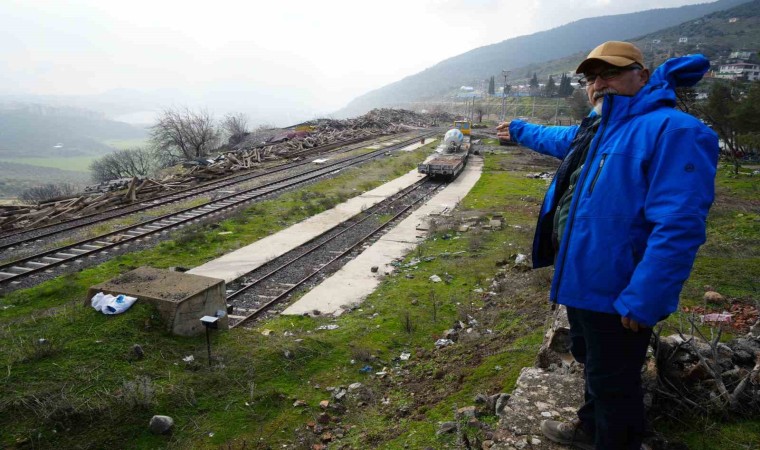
{"left": 639, "top": 68, "right": 651, "bottom": 86}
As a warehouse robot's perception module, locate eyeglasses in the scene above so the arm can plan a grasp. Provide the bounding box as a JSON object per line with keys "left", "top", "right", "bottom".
{"left": 578, "top": 65, "right": 642, "bottom": 87}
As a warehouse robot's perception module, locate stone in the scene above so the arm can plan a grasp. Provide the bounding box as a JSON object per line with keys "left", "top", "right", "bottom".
{"left": 333, "top": 389, "right": 347, "bottom": 401}
{"left": 87, "top": 267, "right": 226, "bottom": 337}
{"left": 703, "top": 291, "right": 725, "bottom": 303}
{"left": 750, "top": 321, "right": 760, "bottom": 337}
{"left": 436, "top": 421, "right": 457, "bottom": 435}
{"left": 495, "top": 393, "right": 511, "bottom": 415}
{"left": 132, "top": 344, "right": 144, "bottom": 360}
{"left": 474, "top": 393, "right": 488, "bottom": 404}
{"left": 443, "top": 329, "right": 459, "bottom": 341}
{"left": 319, "top": 400, "right": 329, "bottom": 409}
{"left": 348, "top": 382, "right": 363, "bottom": 391}
{"left": 457, "top": 405, "right": 477, "bottom": 417}
{"left": 148, "top": 415, "right": 174, "bottom": 434}
{"left": 371, "top": 266, "right": 379, "bottom": 273}
{"left": 317, "top": 412, "right": 330, "bottom": 424}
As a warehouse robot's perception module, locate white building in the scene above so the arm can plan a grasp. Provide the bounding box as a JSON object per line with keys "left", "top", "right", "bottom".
{"left": 716, "top": 63, "right": 760, "bottom": 81}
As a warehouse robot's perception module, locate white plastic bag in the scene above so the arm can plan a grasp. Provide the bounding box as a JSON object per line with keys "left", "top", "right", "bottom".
{"left": 91, "top": 292, "right": 137, "bottom": 315}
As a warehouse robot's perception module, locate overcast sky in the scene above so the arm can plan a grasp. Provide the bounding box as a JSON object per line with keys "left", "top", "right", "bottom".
{"left": 1, "top": 0, "right": 708, "bottom": 124}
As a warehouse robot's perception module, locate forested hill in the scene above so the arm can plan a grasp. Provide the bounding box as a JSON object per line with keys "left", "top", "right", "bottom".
{"left": 510, "top": 0, "right": 760, "bottom": 84}
{"left": 337, "top": 0, "right": 752, "bottom": 117}
{"left": 0, "top": 105, "right": 147, "bottom": 158}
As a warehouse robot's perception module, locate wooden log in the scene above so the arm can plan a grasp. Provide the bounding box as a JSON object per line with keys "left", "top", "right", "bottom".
{"left": 124, "top": 177, "right": 138, "bottom": 202}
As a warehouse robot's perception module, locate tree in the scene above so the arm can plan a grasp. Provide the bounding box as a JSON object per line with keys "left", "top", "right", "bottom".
{"left": 488, "top": 76, "right": 495, "bottom": 96}
{"left": 731, "top": 80, "right": 760, "bottom": 153}
{"left": 558, "top": 74, "right": 574, "bottom": 97}
{"left": 474, "top": 104, "right": 485, "bottom": 123}
{"left": 150, "top": 107, "right": 219, "bottom": 162}
{"left": 221, "top": 112, "right": 250, "bottom": 147}
{"left": 90, "top": 147, "right": 157, "bottom": 183}
{"left": 568, "top": 89, "right": 590, "bottom": 121}
{"left": 20, "top": 183, "right": 80, "bottom": 204}
{"left": 529, "top": 73, "right": 539, "bottom": 96}
{"left": 544, "top": 75, "right": 557, "bottom": 97}
{"left": 692, "top": 81, "right": 760, "bottom": 174}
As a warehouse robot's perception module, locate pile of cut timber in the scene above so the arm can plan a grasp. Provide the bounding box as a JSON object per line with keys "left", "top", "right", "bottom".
{"left": 1, "top": 109, "right": 453, "bottom": 233}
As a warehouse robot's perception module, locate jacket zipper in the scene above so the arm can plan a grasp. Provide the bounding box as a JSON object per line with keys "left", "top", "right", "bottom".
{"left": 588, "top": 154, "right": 607, "bottom": 195}
{"left": 552, "top": 97, "right": 613, "bottom": 302}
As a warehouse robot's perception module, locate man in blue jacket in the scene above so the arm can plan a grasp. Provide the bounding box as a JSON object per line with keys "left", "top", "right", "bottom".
{"left": 497, "top": 41, "right": 719, "bottom": 449}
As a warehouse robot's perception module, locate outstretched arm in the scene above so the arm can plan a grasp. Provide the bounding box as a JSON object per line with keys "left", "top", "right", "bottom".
{"left": 500, "top": 119, "right": 580, "bottom": 160}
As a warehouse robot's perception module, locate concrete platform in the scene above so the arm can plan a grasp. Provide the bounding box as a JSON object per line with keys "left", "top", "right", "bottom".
{"left": 281, "top": 155, "right": 484, "bottom": 316}
{"left": 188, "top": 168, "right": 428, "bottom": 283}
{"left": 87, "top": 267, "right": 227, "bottom": 336}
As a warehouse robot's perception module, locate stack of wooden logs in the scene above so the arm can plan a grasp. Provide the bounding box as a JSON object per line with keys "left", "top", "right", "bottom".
{"left": 0, "top": 177, "right": 196, "bottom": 232}
{"left": 0, "top": 108, "right": 454, "bottom": 233}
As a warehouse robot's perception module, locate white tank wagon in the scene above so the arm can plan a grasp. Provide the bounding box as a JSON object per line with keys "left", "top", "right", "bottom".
{"left": 418, "top": 122, "right": 472, "bottom": 179}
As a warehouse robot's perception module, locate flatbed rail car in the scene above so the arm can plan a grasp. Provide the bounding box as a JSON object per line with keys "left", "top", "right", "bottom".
{"left": 417, "top": 120, "right": 472, "bottom": 179}
{"left": 417, "top": 152, "right": 468, "bottom": 177}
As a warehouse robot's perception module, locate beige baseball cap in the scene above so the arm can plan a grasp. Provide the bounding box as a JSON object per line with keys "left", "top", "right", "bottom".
{"left": 576, "top": 41, "right": 645, "bottom": 74}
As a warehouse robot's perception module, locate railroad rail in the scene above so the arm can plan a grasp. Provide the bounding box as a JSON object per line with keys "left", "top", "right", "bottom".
{"left": 0, "top": 132, "right": 436, "bottom": 289}
{"left": 224, "top": 178, "right": 445, "bottom": 328}
{"left": 0, "top": 132, "right": 423, "bottom": 251}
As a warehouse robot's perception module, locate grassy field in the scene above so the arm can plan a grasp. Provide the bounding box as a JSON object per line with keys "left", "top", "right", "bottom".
{"left": 0, "top": 143, "right": 757, "bottom": 449}
{"left": 0, "top": 137, "right": 147, "bottom": 173}
{"left": 101, "top": 138, "right": 150, "bottom": 150}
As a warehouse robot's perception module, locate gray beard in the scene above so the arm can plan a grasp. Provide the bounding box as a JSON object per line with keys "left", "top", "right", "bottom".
{"left": 593, "top": 98, "right": 604, "bottom": 116}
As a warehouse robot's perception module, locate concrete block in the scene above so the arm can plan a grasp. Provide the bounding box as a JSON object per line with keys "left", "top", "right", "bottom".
{"left": 87, "top": 266, "right": 227, "bottom": 336}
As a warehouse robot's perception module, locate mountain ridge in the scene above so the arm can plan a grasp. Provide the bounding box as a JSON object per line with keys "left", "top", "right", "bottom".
{"left": 336, "top": 0, "right": 752, "bottom": 117}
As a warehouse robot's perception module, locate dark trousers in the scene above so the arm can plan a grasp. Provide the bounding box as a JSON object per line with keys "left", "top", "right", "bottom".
{"left": 566, "top": 306, "right": 652, "bottom": 450}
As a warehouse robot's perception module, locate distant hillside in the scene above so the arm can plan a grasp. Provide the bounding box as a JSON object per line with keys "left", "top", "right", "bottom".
{"left": 0, "top": 104, "right": 147, "bottom": 157}
{"left": 337, "top": 0, "right": 752, "bottom": 117}
{"left": 0, "top": 161, "right": 89, "bottom": 199}
{"left": 510, "top": 0, "right": 760, "bottom": 84}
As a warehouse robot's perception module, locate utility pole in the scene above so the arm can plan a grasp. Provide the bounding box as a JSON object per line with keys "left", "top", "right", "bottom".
{"left": 500, "top": 70, "right": 511, "bottom": 121}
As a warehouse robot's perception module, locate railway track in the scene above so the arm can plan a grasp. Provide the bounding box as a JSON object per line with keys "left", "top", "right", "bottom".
{"left": 0, "top": 131, "right": 424, "bottom": 253}
{"left": 223, "top": 177, "right": 445, "bottom": 328}
{"left": 0, "top": 132, "right": 437, "bottom": 290}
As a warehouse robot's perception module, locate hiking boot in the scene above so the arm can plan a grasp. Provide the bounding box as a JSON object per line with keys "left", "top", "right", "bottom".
{"left": 540, "top": 418, "right": 594, "bottom": 450}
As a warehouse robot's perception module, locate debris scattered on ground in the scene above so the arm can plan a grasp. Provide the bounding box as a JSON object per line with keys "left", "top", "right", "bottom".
{"left": 90, "top": 292, "right": 138, "bottom": 315}
{"left": 1, "top": 108, "right": 453, "bottom": 231}
{"left": 682, "top": 301, "right": 758, "bottom": 333}
{"left": 429, "top": 274, "right": 442, "bottom": 283}
{"left": 435, "top": 338, "right": 454, "bottom": 348}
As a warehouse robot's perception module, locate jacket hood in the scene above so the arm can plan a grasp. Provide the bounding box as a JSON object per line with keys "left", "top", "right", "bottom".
{"left": 605, "top": 54, "right": 710, "bottom": 117}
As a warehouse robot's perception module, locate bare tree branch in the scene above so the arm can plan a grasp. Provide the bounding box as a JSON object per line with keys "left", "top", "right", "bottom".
{"left": 150, "top": 107, "right": 219, "bottom": 161}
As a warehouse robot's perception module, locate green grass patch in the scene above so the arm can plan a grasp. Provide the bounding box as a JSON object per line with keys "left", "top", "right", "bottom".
{"left": 101, "top": 138, "right": 150, "bottom": 150}
{"left": 1, "top": 147, "right": 757, "bottom": 448}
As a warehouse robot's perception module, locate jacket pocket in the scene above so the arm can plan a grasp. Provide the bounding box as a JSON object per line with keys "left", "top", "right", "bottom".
{"left": 587, "top": 153, "right": 607, "bottom": 195}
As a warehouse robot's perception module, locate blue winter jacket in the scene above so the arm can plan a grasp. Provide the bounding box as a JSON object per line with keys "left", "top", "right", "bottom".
{"left": 509, "top": 55, "right": 719, "bottom": 326}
